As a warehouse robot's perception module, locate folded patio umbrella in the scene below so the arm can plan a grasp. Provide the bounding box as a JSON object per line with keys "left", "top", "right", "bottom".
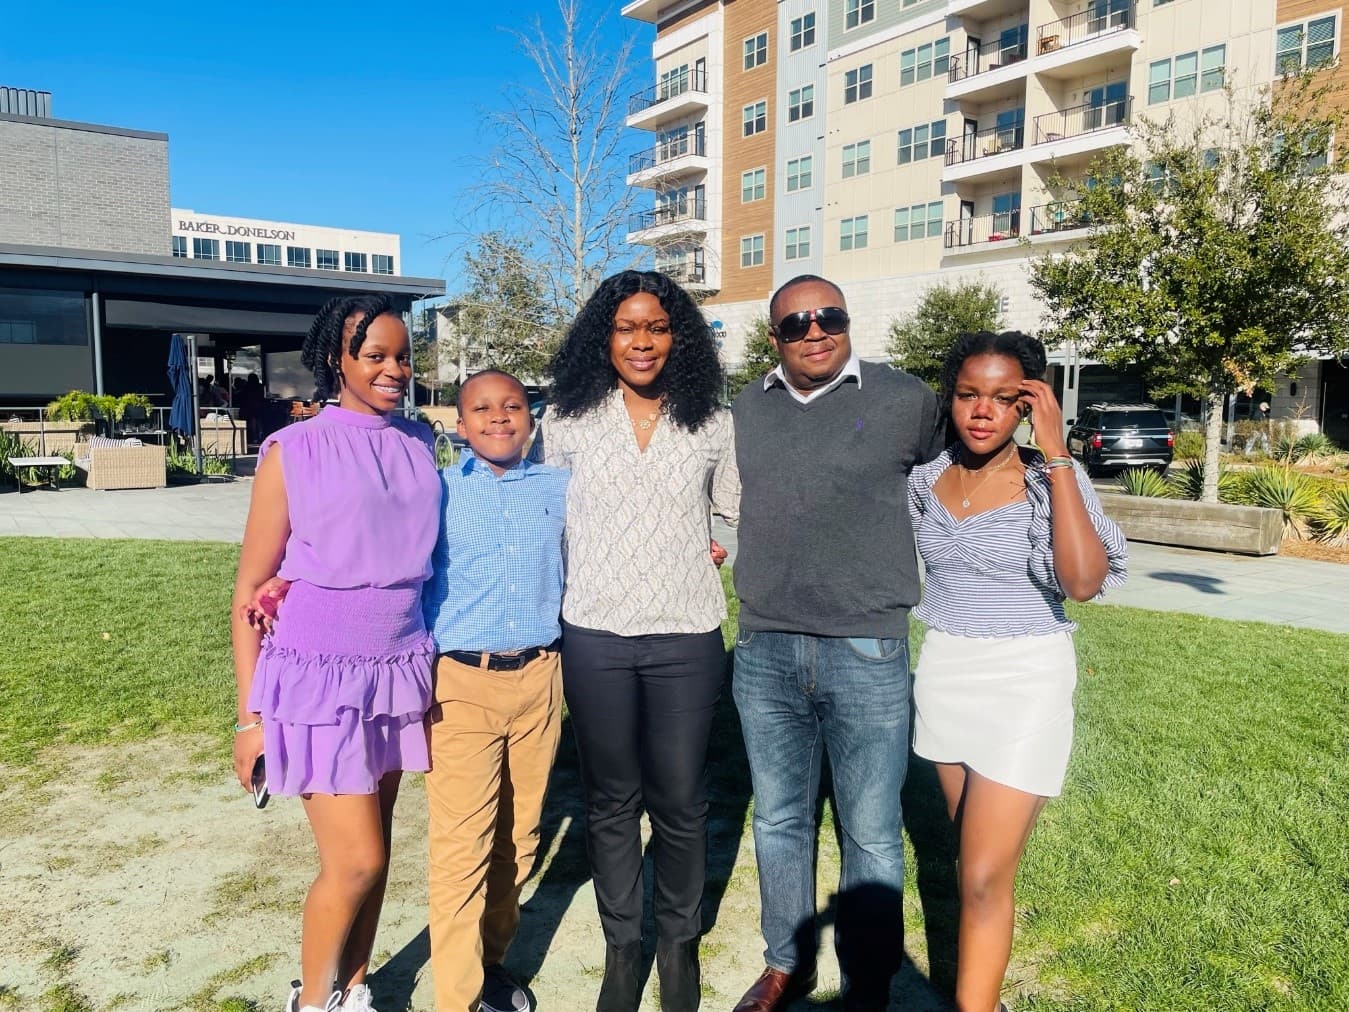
{"left": 168, "top": 333, "right": 195, "bottom": 435}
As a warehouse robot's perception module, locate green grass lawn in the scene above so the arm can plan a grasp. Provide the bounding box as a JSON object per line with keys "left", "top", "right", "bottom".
{"left": 2, "top": 538, "right": 1346, "bottom": 1010}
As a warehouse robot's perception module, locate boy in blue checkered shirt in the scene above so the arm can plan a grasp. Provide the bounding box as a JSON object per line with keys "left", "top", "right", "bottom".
{"left": 419, "top": 369, "right": 568, "bottom": 1012}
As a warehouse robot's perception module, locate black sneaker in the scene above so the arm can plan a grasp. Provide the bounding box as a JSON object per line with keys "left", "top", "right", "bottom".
{"left": 480, "top": 964, "right": 530, "bottom": 1012}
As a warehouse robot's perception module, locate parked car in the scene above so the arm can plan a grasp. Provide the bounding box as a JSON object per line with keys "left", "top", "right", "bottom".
{"left": 1067, "top": 403, "right": 1174, "bottom": 475}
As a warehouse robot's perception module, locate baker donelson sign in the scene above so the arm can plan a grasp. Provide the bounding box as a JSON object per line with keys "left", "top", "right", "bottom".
{"left": 177, "top": 220, "right": 297, "bottom": 241}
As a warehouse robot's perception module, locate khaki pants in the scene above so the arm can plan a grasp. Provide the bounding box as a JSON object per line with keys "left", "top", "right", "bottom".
{"left": 425, "top": 649, "right": 563, "bottom": 1012}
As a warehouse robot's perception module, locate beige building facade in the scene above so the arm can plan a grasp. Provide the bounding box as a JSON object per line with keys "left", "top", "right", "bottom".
{"left": 623, "top": 0, "right": 1348, "bottom": 437}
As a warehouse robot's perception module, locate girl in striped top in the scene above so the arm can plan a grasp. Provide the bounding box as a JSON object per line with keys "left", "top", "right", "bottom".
{"left": 907, "top": 331, "right": 1127, "bottom": 1012}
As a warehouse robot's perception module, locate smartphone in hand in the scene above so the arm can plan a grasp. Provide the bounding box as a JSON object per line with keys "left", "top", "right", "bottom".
{"left": 251, "top": 755, "right": 270, "bottom": 809}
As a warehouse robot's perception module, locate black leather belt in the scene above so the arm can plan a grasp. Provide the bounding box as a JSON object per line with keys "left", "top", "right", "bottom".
{"left": 444, "top": 643, "right": 554, "bottom": 671}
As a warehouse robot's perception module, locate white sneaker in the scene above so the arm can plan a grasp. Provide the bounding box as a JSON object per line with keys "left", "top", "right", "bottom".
{"left": 341, "top": 984, "right": 377, "bottom": 1012}
{"left": 286, "top": 980, "right": 343, "bottom": 1012}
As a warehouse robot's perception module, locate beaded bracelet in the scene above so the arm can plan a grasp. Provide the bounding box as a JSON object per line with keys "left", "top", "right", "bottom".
{"left": 233, "top": 719, "right": 262, "bottom": 734}
{"left": 1044, "top": 456, "right": 1074, "bottom": 470}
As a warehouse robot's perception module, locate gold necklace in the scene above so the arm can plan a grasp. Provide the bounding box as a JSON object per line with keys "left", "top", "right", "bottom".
{"left": 627, "top": 401, "right": 661, "bottom": 430}
{"left": 957, "top": 445, "right": 1019, "bottom": 509}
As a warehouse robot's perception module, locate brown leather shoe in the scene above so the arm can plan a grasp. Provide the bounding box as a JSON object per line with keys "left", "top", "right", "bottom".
{"left": 732, "top": 966, "right": 817, "bottom": 1012}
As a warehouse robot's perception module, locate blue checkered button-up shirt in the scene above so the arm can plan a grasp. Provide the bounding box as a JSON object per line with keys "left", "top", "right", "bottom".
{"left": 421, "top": 449, "right": 569, "bottom": 653}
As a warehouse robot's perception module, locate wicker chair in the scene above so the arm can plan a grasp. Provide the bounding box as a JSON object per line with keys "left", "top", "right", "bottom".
{"left": 73, "top": 439, "right": 167, "bottom": 490}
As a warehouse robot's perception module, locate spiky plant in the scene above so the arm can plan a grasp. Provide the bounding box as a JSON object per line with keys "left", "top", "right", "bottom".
{"left": 1168, "top": 459, "right": 1242, "bottom": 502}
{"left": 1116, "top": 467, "right": 1176, "bottom": 498}
{"left": 1309, "top": 483, "right": 1349, "bottom": 546}
{"left": 1237, "top": 466, "right": 1321, "bottom": 539}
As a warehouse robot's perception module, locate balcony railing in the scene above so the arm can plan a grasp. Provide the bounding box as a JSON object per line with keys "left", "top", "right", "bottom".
{"left": 656, "top": 262, "right": 706, "bottom": 285}
{"left": 945, "top": 122, "right": 1025, "bottom": 166}
{"left": 629, "top": 68, "right": 708, "bottom": 116}
{"left": 1033, "top": 97, "right": 1131, "bottom": 144}
{"left": 945, "top": 209, "right": 1023, "bottom": 248}
{"left": 628, "top": 199, "right": 708, "bottom": 233}
{"left": 628, "top": 134, "right": 707, "bottom": 175}
{"left": 1029, "top": 201, "right": 1092, "bottom": 235}
{"left": 1037, "top": 3, "right": 1132, "bottom": 55}
{"left": 947, "top": 33, "right": 1029, "bottom": 83}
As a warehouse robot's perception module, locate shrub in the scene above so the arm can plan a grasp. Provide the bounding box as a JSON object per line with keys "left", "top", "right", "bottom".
{"left": 1173, "top": 429, "right": 1204, "bottom": 460}
{"left": 1168, "top": 460, "right": 1242, "bottom": 502}
{"left": 1116, "top": 467, "right": 1175, "bottom": 498}
{"left": 1231, "top": 466, "right": 1321, "bottom": 539}
{"left": 1294, "top": 432, "right": 1337, "bottom": 460}
{"left": 0, "top": 431, "right": 36, "bottom": 484}
{"left": 1309, "top": 482, "right": 1349, "bottom": 545}
{"left": 46, "top": 390, "right": 153, "bottom": 422}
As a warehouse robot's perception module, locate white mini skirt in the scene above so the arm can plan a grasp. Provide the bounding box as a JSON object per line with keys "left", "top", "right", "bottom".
{"left": 912, "top": 628, "right": 1078, "bottom": 797}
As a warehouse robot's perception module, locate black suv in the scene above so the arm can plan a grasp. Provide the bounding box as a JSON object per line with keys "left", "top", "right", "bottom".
{"left": 1067, "top": 403, "right": 1174, "bottom": 475}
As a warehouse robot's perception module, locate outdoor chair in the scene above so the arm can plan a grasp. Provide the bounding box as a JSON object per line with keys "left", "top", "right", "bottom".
{"left": 73, "top": 436, "right": 167, "bottom": 490}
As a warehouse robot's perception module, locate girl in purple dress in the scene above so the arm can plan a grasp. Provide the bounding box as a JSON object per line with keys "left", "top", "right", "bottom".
{"left": 231, "top": 294, "right": 441, "bottom": 1012}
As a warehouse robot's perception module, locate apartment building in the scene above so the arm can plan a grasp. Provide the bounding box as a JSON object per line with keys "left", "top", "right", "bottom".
{"left": 623, "top": 0, "right": 1349, "bottom": 436}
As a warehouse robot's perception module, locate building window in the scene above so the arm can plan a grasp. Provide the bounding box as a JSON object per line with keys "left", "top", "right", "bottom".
{"left": 287, "top": 246, "right": 311, "bottom": 269}
{"left": 842, "top": 140, "right": 871, "bottom": 178}
{"left": 372, "top": 254, "right": 395, "bottom": 275}
{"left": 901, "top": 38, "right": 950, "bottom": 86}
{"left": 257, "top": 244, "right": 281, "bottom": 266}
{"left": 659, "top": 64, "right": 691, "bottom": 100}
{"left": 345, "top": 252, "right": 368, "bottom": 273}
{"left": 992, "top": 192, "right": 1022, "bottom": 235}
{"left": 785, "top": 155, "right": 813, "bottom": 192}
{"left": 790, "top": 12, "right": 816, "bottom": 51}
{"left": 1148, "top": 58, "right": 1171, "bottom": 104}
{"left": 0, "top": 288, "right": 89, "bottom": 346}
{"left": 894, "top": 201, "right": 943, "bottom": 241}
{"left": 844, "top": 64, "right": 873, "bottom": 104}
{"left": 742, "top": 167, "right": 767, "bottom": 202}
{"left": 740, "top": 234, "right": 765, "bottom": 268}
{"left": 192, "top": 237, "right": 219, "bottom": 260}
{"left": 1174, "top": 51, "right": 1199, "bottom": 98}
{"left": 898, "top": 119, "right": 946, "bottom": 164}
{"left": 744, "top": 32, "right": 768, "bottom": 70}
{"left": 840, "top": 215, "right": 869, "bottom": 251}
{"left": 1201, "top": 44, "right": 1226, "bottom": 91}
{"left": 225, "top": 240, "right": 251, "bottom": 263}
{"left": 788, "top": 85, "right": 815, "bottom": 122}
{"left": 317, "top": 248, "right": 339, "bottom": 271}
{"left": 784, "top": 226, "right": 812, "bottom": 261}
{"left": 743, "top": 100, "right": 768, "bottom": 136}
{"left": 845, "top": 0, "right": 875, "bottom": 30}
{"left": 171, "top": 236, "right": 187, "bottom": 258}
{"left": 1276, "top": 15, "right": 1337, "bottom": 74}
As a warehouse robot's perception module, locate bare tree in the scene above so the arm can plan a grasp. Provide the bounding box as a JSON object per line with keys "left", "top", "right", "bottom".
{"left": 477, "top": 0, "right": 640, "bottom": 319}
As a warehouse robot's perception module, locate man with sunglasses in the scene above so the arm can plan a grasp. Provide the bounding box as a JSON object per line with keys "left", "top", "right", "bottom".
{"left": 729, "top": 274, "right": 943, "bottom": 1012}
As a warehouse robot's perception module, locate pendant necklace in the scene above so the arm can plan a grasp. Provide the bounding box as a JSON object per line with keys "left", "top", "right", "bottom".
{"left": 957, "top": 445, "right": 1018, "bottom": 509}
{"left": 629, "top": 401, "right": 661, "bottom": 430}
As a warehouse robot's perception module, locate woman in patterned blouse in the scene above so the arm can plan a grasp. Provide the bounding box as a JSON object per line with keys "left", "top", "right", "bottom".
{"left": 543, "top": 270, "right": 739, "bottom": 1012}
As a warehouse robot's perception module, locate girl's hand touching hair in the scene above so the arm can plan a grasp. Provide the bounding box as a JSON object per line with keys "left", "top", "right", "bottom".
{"left": 1019, "top": 380, "right": 1069, "bottom": 458}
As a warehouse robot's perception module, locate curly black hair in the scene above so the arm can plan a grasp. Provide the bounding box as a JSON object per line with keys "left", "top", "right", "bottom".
{"left": 939, "top": 330, "right": 1048, "bottom": 405}
{"left": 548, "top": 270, "right": 724, "bottom": 431}
{"left": 301, "top": 293, "right": 399, "bottom": 401}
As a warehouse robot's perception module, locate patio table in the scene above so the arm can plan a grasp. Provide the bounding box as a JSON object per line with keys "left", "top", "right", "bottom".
{"left": 7, "top": 455, "right": 68, "bottom": 492}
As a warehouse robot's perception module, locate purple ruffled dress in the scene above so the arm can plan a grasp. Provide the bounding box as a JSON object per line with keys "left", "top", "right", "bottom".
{"left": 246, "top": 405, "right": 441, "bottom": 796}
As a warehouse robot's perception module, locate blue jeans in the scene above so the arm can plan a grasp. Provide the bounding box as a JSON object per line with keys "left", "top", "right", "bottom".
{"left": 733, "top": 630, "right": 910, "bottom": 1001}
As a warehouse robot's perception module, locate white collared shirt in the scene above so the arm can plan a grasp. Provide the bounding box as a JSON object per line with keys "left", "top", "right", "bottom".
{"left": 764, "top": 351, "right": 863, "bottom": 403}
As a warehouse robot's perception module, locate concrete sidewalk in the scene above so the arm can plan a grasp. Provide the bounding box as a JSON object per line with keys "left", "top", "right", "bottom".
{"left": 1, "top": 484, "right": 1345, "bottom": 634}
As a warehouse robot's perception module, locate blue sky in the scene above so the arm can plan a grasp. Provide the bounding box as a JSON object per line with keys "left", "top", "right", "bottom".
{"left": 1, "top": 0, "right": 651, "bottom": 282}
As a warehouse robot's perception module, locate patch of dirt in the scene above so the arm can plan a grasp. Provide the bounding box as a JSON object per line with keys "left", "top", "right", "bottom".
{"left": 1278, "top": 539, "right": 1349, "bottom": 564}
{"left": 4, "top": 730, "right": 957, "bottom": 1011}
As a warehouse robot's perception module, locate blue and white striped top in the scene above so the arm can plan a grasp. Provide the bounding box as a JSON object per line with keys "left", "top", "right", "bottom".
{"left": 908, "top": 447, "right": 1127, "bottom": 637}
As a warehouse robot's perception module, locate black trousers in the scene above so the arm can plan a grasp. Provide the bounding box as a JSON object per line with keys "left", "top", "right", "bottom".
{"left": 561, "top": 621, "right": 726, "bottom": 946}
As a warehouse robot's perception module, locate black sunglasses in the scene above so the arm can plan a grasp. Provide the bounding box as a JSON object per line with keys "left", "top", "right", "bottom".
{"left": 771, "top": 306, "right": 850, "bottom": 343}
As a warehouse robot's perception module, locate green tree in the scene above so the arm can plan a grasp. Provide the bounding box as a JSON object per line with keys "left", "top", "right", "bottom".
{"left": 886, "top": 280, "right": 1003, "bottom": 389}
{"left": 1029, "top": 76, "right": 1349, "bottom": 502}
{"left": 446, "top": 233, "right": 560, "bottom": 384}
{"left": 725, "top": 316, "right": 778, "bottom": 399}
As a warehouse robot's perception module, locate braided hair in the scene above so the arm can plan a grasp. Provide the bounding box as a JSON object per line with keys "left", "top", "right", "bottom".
{"left": 549, "top": 270, "right": 724, "bottom": 431}
{"left": 301, "top": 294, "right": 399, "bottom": 401}
{"left": 939, "top": 330, "right": 1047, "bottom": 406}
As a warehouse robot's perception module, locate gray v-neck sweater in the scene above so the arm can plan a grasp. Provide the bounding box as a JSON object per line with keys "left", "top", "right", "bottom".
{"left": 731, "top": 360, "right": 943, "bottom": 639}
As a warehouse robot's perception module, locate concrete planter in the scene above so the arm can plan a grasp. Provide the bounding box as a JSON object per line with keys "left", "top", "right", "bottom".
{"left": 1098, "top": 492, "right": 1283, "bottom": 556}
